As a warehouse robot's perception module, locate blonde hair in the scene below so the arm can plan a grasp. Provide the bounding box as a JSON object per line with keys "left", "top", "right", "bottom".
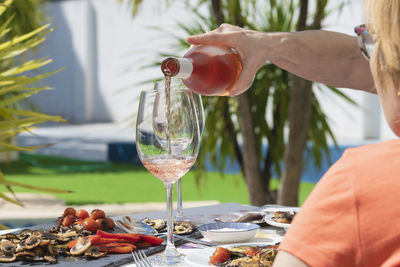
{"left": 364, "top": 0, "right": 400, "bottom": 90}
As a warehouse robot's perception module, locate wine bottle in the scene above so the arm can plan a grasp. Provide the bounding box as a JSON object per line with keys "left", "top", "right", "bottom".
{"left": 161, "top": 45, "right": 242, "bottom": 96}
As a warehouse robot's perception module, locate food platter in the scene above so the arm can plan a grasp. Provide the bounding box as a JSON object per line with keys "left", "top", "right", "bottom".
{"left": 262, "top": 207, "right": 300, "bottom": 229}
{"left": 0, "top": 219, "right": 202, "bottom": 267}
{"left": 184, "top": 242, "right": 276, "bottom": 266}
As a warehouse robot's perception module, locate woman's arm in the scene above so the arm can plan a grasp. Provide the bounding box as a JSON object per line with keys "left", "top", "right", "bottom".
{"left": 273, "top": 250, "right": 310, "bottom": 267}
{"left": 187, "top": 24, "right": 375, "bottom": 96}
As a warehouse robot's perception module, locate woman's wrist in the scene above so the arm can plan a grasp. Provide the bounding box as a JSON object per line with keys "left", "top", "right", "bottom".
{"left": 248, "top": 30, "right": 291, "bottom": 65}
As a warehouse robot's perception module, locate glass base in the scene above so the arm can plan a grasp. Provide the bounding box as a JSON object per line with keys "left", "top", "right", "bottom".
{"left": 151, "top": 247, "right": 185, "bottom": 266}
{"left": 174, "top": 212, "right": 189, "bottom": 222}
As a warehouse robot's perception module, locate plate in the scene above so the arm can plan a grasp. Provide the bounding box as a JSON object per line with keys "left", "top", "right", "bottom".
{"left": 198, "top": 222, "right": 259, "bottom": 243}
{"left": 263, "top": 207, "right": 300, "bottom": 229}
{"left": 184, "top": 242, "right": 275, "bottom": 267}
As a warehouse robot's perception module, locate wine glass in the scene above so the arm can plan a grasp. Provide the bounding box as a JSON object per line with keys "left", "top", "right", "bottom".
{"left": 136, "top": 88, "right": 200, "bottom": 265}
{"left": 154, "top": 79, "right": 205, "bottom": 221}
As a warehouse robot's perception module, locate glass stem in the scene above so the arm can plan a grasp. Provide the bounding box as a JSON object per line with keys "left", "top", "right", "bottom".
{"left": 176, "top": 178, "right": 183, "bottom": 217}
{"left": 165, "top": 182, "right": 175, "bottom": 252}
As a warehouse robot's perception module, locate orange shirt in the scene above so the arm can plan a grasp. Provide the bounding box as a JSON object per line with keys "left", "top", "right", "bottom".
{"left": 279, "top": 139, "right": 400, "bottom": 267}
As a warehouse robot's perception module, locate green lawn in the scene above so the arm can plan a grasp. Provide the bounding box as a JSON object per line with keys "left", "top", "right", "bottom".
{"left": 0, "top": 154, "right": 315, "bottom": 206}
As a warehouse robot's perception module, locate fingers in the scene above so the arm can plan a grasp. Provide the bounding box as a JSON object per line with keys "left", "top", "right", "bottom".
{"left": 187, "top": 23, "right": 241, "bottom": 46}
{"left": 187, "top": 31, "right": 233, "bottom": 46}
{"left": 229, "top": 65, "right": 257, "bottom": 97}
{"left": 229, "top": 76, "right": 254, "bottom": 96}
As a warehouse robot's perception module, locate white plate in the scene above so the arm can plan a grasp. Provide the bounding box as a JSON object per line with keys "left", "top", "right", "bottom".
{"left": 263, "top": 207, "right": 300, "bottom": 229}
{"left": 184, "top": 242, "right": 276, "bottom": 267}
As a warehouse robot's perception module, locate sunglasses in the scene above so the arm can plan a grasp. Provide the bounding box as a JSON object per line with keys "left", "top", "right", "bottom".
{"left": 354, "top": 24, "right": 375, "bottom": 60}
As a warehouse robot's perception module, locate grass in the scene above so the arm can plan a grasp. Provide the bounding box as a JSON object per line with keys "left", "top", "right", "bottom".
{"left": 0, "top": 154, "right": 315, "bottom": 206}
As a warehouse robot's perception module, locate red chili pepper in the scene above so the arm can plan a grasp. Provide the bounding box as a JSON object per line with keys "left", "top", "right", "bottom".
{"left": 98, "top": 243, "right": 136, "bottom": 254}
{"left": 135, "top": 242, "right": 152, "bottom": 248}
{"left": 67, "top": 235, "right": 100, "bottom": 249}
{"left": 137, "top": 234, "right": 164, "bottom": 245}
{"left": 92, "top": 239, "right": 136, "bottom": 246}
{"left": 96, "top": 230, "right": 140, "bottom": 243}
{"left": 107, "top": 245, "right": 135, "bottom": 254}
{"left": 99, "top": 242, "right": 136, "bottom": 248}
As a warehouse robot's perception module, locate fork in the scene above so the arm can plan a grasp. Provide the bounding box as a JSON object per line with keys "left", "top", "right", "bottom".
{"left": 131, "top": 250, "right": 153, "bottom": 267}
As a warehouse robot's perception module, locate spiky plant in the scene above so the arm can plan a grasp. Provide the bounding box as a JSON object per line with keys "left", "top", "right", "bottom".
{"left": 0, "top": 0, "right": 70, "bottom": 213}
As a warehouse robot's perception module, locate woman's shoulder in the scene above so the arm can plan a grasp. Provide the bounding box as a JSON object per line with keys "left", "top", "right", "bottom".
{"left": 342, "top": 139, "right": 400, "bottom": 161}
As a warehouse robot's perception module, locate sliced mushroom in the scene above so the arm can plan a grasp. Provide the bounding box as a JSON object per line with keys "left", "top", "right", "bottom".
{"left": 0, "top": 240, "right": 16, "bottom": 254}
{"left": 17, "top": 229, "right": 33, "bottom": 240}
{"left": 70, "top": 236, "right": 91, "bottom": 256}
{"left": 24, "top": 235, "right": 41, "bottom": 250}
{"left": 71, "top": 223, "right": 85, "bottom": 232}
{"left": 174, "top": 221, "right": 197, "bottom": 234}
{"left": 47, "top": 244, "right": 59, "bottom": 257}
{"left": 4, "top": 234, "right": 19, "bottom": 243}
{"left": 0, "top": 252, "right": 16, "bottom": 263}
{"left": 32, "top": 246, "right": 45, "bottom": 257}
{"left": 15, "top": 251, "right": 35, "bottom": 261}
{"left": 84, "top": 246, "right": 107, "bottom": 259}
{"left": 31, "top": 230, "right": 44, "bottom": 239}
{"left": 39, "top": 239, "right": 50, "bottom": 246}
{"left": 44, "top": 255, "right": 57, "bottom": 263}
{"left": 142, "top": 218, "right": 166, "bottom": 231}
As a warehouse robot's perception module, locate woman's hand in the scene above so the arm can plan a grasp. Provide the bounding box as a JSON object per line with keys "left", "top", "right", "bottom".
{"left": 187, "top": 23, "right": 269, "bottom": 96}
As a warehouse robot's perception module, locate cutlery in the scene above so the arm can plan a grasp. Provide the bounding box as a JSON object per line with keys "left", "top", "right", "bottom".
{"left": 118, "top": 216, "right": 216, "bottom": 247}
{"left": 115, "top": 217, "right": 156, "bottom": 235}
{"left": 131, "top": 250, "right": 153, "bottom": 267}
{"left": 171, "top": 234, "right": 216, "bottom": 247}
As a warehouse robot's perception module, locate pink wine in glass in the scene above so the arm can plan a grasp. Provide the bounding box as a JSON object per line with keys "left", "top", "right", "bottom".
{"left": 161, "top": 45, "right": 242, "bottom": 96}
{"left": 142, "top": 156, "right": 196, "bottom": 183}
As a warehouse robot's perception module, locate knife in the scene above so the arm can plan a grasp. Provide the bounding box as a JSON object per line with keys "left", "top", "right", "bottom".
{"left": 171, "top": 234, "right": 216, "bottom": 247}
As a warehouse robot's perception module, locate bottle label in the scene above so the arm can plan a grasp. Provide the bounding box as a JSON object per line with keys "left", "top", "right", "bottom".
{"left": 175, "top": 58, "right": 193, "bottom": 79}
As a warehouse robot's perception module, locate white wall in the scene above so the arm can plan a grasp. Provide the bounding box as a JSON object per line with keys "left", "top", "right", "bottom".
{"left": 30, "top": 0, "right": 396, "bottom": 142}
{"left": 32, "top": 0, "right": 190, "bottom": 123}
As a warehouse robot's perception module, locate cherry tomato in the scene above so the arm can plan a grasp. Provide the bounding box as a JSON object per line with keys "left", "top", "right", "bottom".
{"left": 210, "top": 247, "right": 230, "bottom": 265}
{"left": 62, "top": 215, "right": 76, "bottom": 227}
{"left": 105, "top": 217, "right": 115, "bottom": 230}
{"left": 83, "top": 217, "right": 98, "bottom": 233}
{"left": 91, "top": 209, "right": 106, "bottom": 220}
{"left": 96, "top": 218, "right": 107, "bottom": 230}
{"left": 63, "top": 207, "right": 76, "bottom": 217}
{"left": 76, "top": 209, "right": 89, "bottom": 220}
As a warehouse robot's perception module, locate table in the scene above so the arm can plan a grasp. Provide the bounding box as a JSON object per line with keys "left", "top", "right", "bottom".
{"left": 0, "top": 203, "right": 285, "bottom": 267}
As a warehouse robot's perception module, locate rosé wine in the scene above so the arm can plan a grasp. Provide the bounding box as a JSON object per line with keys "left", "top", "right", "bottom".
{"left": 161, "top": 45, "right": 242, "bottom": 96}
{"left": 142, "top": 156, "right": 196, "bottom": 183}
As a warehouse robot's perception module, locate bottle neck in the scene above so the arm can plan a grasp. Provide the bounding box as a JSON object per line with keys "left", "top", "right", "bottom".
{"left": 161, "top": 57, "right": 193, "bottom": 79}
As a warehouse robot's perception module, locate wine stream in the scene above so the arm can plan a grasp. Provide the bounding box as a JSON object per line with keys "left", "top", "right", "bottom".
{"left": 165, "top": 75, "right": 172, "bottom": 156}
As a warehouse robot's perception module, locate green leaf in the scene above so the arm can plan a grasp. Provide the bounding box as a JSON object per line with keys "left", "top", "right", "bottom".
{"left": 0, "top": 191, "right": 22, "bottom": 206}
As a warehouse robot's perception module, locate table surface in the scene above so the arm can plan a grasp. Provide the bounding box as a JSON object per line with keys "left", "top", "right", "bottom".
{"left": 1, "top": 203, "right": 285, "bottom": 267}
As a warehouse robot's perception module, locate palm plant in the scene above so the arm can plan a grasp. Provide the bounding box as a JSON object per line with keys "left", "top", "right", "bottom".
{"left": 123, "top": 0, "right": 355, "bottom": 206}
{"left": 0, "top": 0, "right": 70, "bottom": 209}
